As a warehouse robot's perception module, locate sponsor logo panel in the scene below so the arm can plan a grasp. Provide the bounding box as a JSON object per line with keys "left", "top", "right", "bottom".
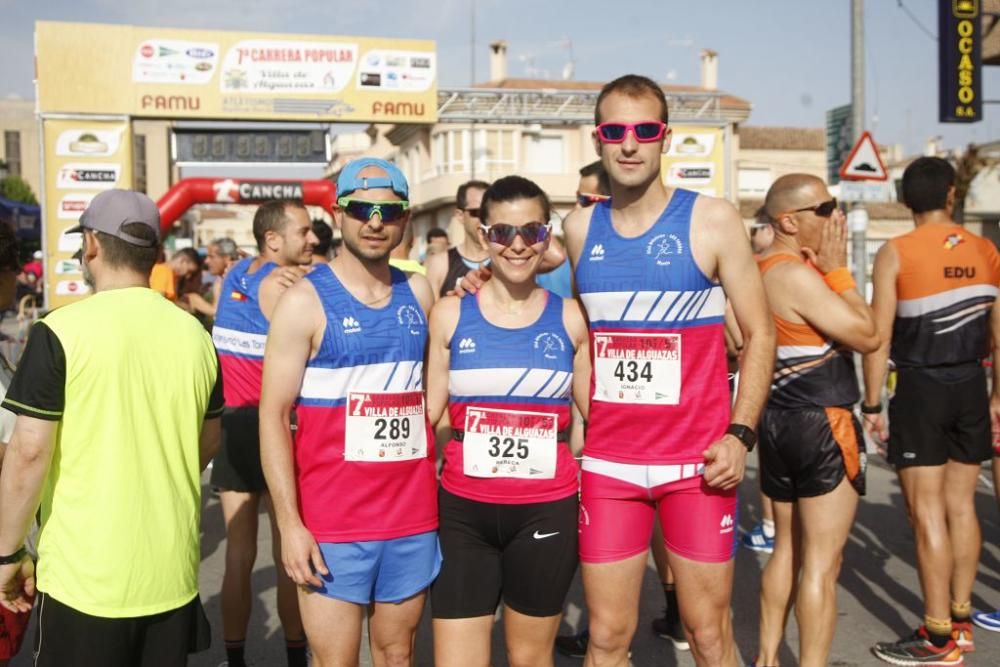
{"left": 133, "top": 39, "right": 219, "bottom": 85}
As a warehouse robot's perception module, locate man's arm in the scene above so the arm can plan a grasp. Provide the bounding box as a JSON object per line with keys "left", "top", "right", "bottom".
{"left": 425, "top": 297, "right": 458, "bottom": 427}
{"left": 0, "top": 417, "right": 56, "bottom": 554}
{"left": 862, "top": 242, "right": 900, "bottom": 444}
{"left": 699, "top": 198, "right": 776, "bottom": 489}
{"left": 199, "top": 417, "right": 221, "bottom": 471}
{"left": 784, "top": 267, "right": 879, "bottom": 353}
{"left": 563, "top": 299, "right": 592, "bottom": 422}
{"left": 723, "top": 302, "right": 743, "bottom": 357}
{"left": 0, "top": 321, "right": 65, "bottom": 558}
{"left": 407, "top": 272, "right": 435, "bottom": 317}
{"left": 258, "top": 266, "right": 310, "bottom": 321}
{"left": 562, "top": 206, "right": 596, "bottom": 270}
{"left": 791, "top": 213, "right": 878, "bottom": 352}
{"left": 425, "top": 251, "right": 449, "bottom": 301}
{"left": 186, "top": 292, "right": 217, "bottom": 318}
{"left": 259, "top": 282, "right": 327, "bottom": 587}
{"left": 990, "top": 291, "right": 1000, "bottom": 444}
{"left": 0, "top": 416, "right": 56, "bottom": 612}
{"left": 986, "top": 246, "right": 1000, "bottom": 443}
{"left": 198, "top": 352, "right": 225, "bottom": 470}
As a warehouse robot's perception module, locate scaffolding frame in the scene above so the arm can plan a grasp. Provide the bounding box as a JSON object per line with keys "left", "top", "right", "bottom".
{"left": 436, "top": 87, "right": 750, "bottom": 124}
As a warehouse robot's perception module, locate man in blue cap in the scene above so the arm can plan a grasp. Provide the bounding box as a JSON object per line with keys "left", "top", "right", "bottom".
{"left": 260, "top": 158, "right": 439, "bottom": 666}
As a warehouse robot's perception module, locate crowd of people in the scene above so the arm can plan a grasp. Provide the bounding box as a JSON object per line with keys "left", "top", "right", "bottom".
{"left": 0, "top": 73, "right": 994, "bottom": 667}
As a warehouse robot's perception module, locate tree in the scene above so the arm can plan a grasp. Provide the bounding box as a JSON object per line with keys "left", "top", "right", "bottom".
{"left": 0, "top": 175, "right": 38, "bottom": 206}
{"left": 953, "top": 143, "right": 984, "bottom": 224}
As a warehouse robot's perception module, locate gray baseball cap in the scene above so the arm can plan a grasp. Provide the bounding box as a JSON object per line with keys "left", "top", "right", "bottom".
{"left": 66, "top": 189, "right": 160, "bottom": 247}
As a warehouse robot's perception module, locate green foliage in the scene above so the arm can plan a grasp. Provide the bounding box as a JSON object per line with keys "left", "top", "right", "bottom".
{"left": 0, "top": 175, "right": 38, "bottom": 206}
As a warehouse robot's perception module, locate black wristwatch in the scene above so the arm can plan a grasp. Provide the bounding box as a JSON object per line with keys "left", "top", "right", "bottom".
{"left": 0, "top": 546, "right": 26, "bottom": 565}
{"left": 726, "top": 423, "right": 757, "bottom": 452}
{"left": 860, "top": 402, "right": 882, "bottom": 415}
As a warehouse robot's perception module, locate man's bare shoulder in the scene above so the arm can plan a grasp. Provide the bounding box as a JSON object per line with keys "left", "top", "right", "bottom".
{"left": 689, "top": 194, "right": 753, "bottom": 279}
{"left": 873, "top": 238, "right": 900, "bottom": 267}
{"left": 425, "top": 250, "right": 451, "bottom": 285}
{"left": 561, "top": 297, "right": 589, "bottom": 341}
{"left": 563, "top": 205, "right": 596, "bottom": 263}
{"left": 691, "top": 193, "right": 743, "bottom": 231}
{"left": 275, "top": 275, "right": 321, "bottom": 314}
{"left": 430, "top": 294, "right": 461, "bottom": 325}
{"left": 764, "top": 257, "right": 822, "bottom": 293}
{"left": 258, "top": 269, "right": 281, "bottom": 293}
{"left": 406, "top": 272, "right": 434, "bottom": 314}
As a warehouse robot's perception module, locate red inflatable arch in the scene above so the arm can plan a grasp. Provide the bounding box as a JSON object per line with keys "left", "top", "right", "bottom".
{"left": 155, "top": 177, "right": 337, "bottom": 233}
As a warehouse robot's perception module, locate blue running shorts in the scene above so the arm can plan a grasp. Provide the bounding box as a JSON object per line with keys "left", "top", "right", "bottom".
{"left": 312, "top": 530, "right": 442, "bottom": 604}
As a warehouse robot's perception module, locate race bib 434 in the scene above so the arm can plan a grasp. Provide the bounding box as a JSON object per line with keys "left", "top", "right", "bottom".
{"left": 593, "top": 332, "right": 681, "bottom": 405}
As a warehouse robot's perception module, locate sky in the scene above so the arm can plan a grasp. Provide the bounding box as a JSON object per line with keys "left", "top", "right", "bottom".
{"left": 1, "top": 0, "right": 998, "bottom": 157}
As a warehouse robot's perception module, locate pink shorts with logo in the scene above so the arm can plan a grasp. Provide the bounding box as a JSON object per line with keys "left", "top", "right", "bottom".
{"left": 578, "top": 457, "right": 738, "bottom": 564}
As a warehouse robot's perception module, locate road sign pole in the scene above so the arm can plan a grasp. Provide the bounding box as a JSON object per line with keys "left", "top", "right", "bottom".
{"left": 851, "top": 0, "right": 867, "bottom": 291}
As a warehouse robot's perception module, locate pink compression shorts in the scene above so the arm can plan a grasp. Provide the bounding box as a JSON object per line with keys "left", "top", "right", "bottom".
{"left": 578, "top": 457, "right": 738, "bottom": 564}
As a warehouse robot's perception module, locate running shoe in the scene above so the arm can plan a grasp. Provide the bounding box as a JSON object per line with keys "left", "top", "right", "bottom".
{"left": 651, "top": 611, "right": 690, "bottom": 650}
{"left": 971, "top": 609, "right": 1000, "bottom": 633}
{"left": 951, "top": 620, "right": 974, "bottom": 652}
{"left": 740, "top": 522, "right": 775, "bottom": 554}
{"left": 554, "top": 629, "right": 588, "bottom": 659}
{"left": 871, "top": 626, "right": 964, "bottom": 666}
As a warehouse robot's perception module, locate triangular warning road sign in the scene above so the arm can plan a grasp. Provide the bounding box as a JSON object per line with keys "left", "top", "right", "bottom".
{"left": 839, "top": 131, "right": 888, "bottom": 182}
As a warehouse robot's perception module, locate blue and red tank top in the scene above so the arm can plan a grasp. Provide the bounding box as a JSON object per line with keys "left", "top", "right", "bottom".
{"left": 294, "top": 265, "right": 437, "bottom": 542}
{"left": 442, "top": 291, "right": 578, "bottom": 504}
{"left": 212, "top": 258, "right": 277, "bottom": 407}
{"left": 574, "top": 190, "right": 731, "bottom": 464}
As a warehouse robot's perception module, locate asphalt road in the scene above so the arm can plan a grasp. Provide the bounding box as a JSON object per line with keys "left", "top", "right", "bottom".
{"left": 6, "top": 455, "right": 999, "bottom": 666}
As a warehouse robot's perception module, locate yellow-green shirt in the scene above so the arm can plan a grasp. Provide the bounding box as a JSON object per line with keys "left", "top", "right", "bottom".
{"left": 2, "top": 287, "right": 224, "bottom": 617}
{"left": 388, "top": 258, "right": 427, "bottom": 276}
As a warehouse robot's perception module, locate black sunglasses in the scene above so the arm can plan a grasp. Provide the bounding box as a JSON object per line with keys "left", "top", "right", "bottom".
{"left": 480, "top": 222, "right": 551, "bottom": 247}
{"left": 792, "top": 198, "right": 838, "bottom": 218}
{"left": 464, "top": 208, "right": 481, "bottom": 219}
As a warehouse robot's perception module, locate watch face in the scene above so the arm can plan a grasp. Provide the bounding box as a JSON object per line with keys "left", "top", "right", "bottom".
{"left": 727, "top": 424, "right": 756, "bottom": 449}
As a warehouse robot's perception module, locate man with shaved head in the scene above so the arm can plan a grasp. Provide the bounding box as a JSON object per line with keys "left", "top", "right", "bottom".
{"left": 864, "top": 157, "right": 1000, "bottom": 665}
{"left": 749, "top": 174, "right": 878, "bottom": 667}
{"left": 260, "top": 158, "right": 438, "bottom": 666}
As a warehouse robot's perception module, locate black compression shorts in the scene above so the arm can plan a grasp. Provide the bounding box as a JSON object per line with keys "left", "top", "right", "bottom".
{"left": 431, "top": 487, "right": 578, "bottom": 619}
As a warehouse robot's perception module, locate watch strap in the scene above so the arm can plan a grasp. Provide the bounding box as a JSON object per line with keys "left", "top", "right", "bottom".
{"left": 725, "top": 423, "right": 757, "bottom": 451}
{"left": 0, "top": 546, "right": 26, "bottom": 565}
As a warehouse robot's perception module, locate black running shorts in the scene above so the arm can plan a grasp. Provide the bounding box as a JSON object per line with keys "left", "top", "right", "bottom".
{"left": 209, "top": 407, "right": 266, "bottom": 492}
{"left": 33, "top": 594, "right": 211, "bottom": 667}
{"left": 759, "top": 406, "right": 866, "bottom": 501}
{"left": 431, "top": 487, "right": 578, "bottom": 619}
{"left": 888, "top": 366, "right": 992, "bottom": 468}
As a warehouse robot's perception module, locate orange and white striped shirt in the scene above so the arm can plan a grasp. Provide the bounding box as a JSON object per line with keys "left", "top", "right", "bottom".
{"left": 890, "top": 223, "right": 1000, "bottom": 369}
{"left": 759, "top": 255, "right": 860, "bottom": 410}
